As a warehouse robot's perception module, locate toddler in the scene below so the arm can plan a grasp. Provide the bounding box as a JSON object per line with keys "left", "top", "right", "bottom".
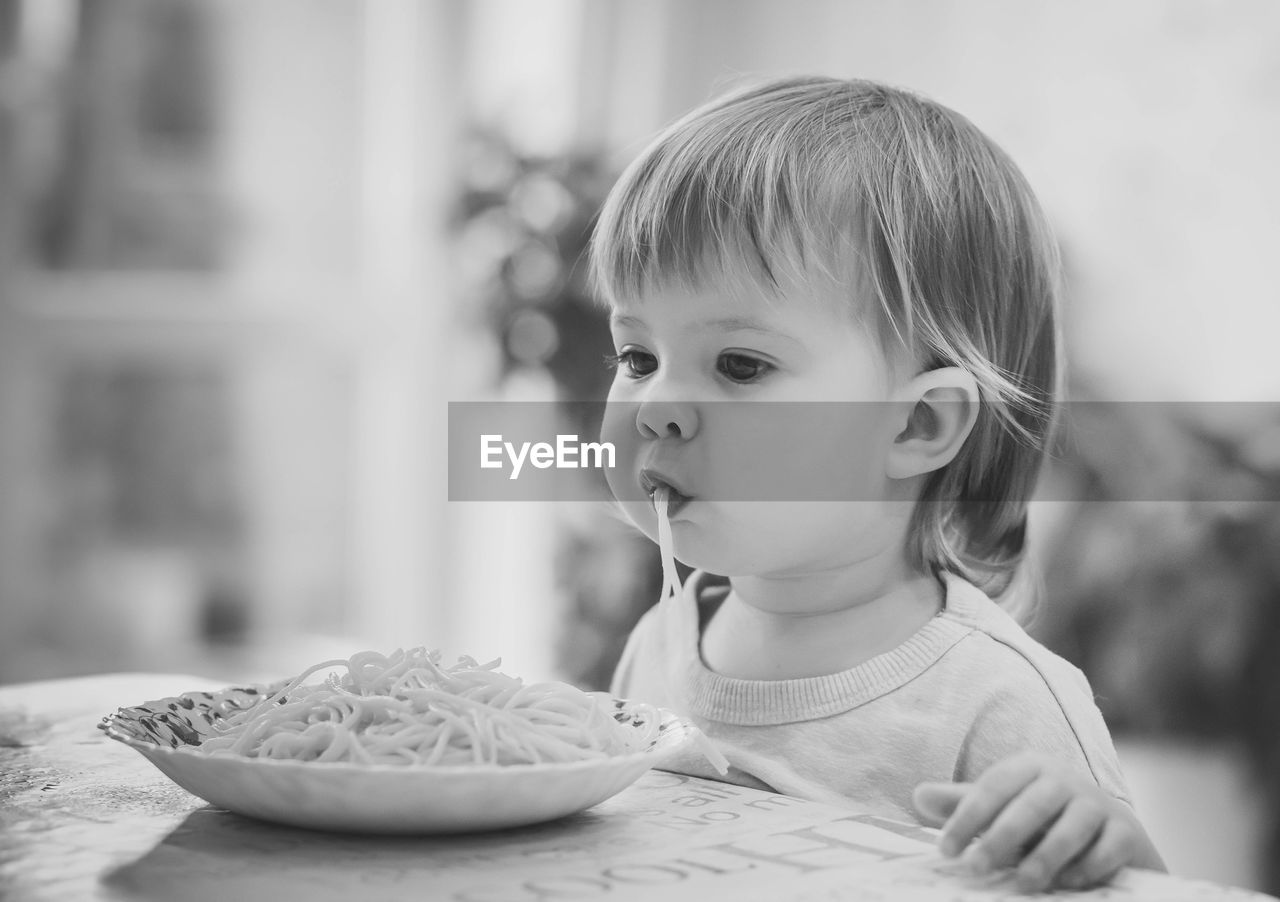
{"left": 591, "top": 76, "right": 1164, "bottom": 893}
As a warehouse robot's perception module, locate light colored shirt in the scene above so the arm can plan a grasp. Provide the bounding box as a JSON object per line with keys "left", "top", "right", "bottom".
{"left": 610, "top": 570, "right": 1132, "bottom": 823}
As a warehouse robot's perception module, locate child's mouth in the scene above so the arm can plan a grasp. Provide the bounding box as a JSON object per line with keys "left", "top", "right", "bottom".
{"left": 640, "top": 470, "right": 692, "bottom": 516}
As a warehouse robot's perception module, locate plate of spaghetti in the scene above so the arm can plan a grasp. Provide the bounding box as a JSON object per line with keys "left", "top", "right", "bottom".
{"left": 99, "top": 647, "right": 723, "bottom": 834}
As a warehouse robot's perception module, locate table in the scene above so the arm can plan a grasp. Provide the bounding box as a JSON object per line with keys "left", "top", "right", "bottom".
{"left": 1, "top": 674, "right": 1272, "bottom": 902}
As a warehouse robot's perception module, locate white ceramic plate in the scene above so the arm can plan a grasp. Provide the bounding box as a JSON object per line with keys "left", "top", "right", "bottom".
{"left": 100, "top": 681, "right": 695, "bottom": 834}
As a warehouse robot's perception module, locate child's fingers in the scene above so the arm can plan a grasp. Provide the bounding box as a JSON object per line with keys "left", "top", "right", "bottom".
{"left": 1013, "top": 797, "right": 1108, "bottom": 893}
{"left": 965, "top": 774, "right": 1075, "bottom": 872}
{"left": 1055, "top": 816, "right": 1137, "bottom": 890}
{"left": 911, "top": 781, "right": 969, "bottom": 827}
{"left": 937, "top": 756, "right": 1041, "bottom": 858}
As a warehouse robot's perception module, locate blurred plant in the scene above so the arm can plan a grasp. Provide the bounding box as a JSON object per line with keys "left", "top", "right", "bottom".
{"left": 1036, "top": 392, "right": 1280, "bottom": 891}
{"left": 454, "top": 131, "right": 617, "bottom": 409}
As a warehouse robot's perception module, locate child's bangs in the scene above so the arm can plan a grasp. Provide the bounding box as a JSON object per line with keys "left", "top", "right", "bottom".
{"left": 591, "top": 116, "right": 846, "bottom": 307}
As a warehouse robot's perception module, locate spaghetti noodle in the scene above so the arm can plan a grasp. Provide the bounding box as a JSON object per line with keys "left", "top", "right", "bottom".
{"left": 654, "top": 487, "right": 681, "bottom": 604}
{"left": 199, "top": 648, "right": 662, "bottom": 767}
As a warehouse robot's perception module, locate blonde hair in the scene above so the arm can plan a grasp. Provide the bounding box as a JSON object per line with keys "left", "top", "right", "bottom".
{"left": 590, "top": 76, "right": 1062, "bottom": 604}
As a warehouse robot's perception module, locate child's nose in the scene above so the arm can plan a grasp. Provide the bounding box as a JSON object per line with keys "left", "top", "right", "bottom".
{"left": 635, "top": 397, "right": 699, "bottom": 440}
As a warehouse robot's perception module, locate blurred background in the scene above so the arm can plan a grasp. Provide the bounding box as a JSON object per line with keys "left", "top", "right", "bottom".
{"left": 1, "top": 0, "right": 1278, "bottom": 892}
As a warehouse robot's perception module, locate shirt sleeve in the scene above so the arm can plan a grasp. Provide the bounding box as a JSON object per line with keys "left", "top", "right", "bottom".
{"left": 952, "top": 647, "right": 1133, "bottom": 806}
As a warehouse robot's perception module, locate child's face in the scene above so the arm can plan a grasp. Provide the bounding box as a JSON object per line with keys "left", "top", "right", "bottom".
{"left": 601, "top": 275, "right": 915, "bottom": 581}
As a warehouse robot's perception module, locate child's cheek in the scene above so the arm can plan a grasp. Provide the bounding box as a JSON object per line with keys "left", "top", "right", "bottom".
{"left": 600, "top": 401, "right": 654, "bottom": 537}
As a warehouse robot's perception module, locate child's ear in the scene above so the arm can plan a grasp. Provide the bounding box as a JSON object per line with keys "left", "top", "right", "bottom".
{"left": 885, "top": 367, "right": 979, "bottom": 480}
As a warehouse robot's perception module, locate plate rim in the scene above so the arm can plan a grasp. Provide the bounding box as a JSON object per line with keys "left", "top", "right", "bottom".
{"left": 98, "top": 686, "right": 688, "bottom": 779}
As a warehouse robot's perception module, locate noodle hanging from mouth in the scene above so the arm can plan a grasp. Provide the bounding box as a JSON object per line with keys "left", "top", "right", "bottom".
{"left": 650, "top": 489, "right": 729, "bottom": 775}
{"left": 654, "top": 487, "right": 681, "bottom": 604}
{"left": 196, "top": 648, "right": 661, "bottom": 767}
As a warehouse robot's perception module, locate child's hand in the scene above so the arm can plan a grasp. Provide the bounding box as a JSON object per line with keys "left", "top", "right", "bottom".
{"left": 913, "top": 754, "right": 1165, "bottom": 894}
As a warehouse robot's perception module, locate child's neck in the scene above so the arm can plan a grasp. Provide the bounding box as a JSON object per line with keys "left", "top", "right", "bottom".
{"left": 699, "top": 561, "right": 944, "bottom": 681}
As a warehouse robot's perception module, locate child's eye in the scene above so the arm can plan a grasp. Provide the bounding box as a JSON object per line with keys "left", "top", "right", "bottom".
{"left": 604, "top": 349, "right": 658, "bottom": 379}
{"left": 716, "top": 352, "right": 772, "bottom": 384}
